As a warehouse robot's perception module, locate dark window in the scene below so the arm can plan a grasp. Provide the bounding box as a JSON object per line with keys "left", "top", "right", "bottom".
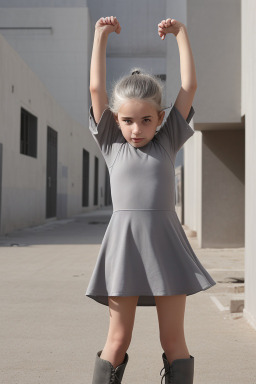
{"left": 94, "top": 156, "right": 99, "bottom": 205}
{"left": 20, "top": 107, "right": 37, "bottom": 158}
{"left": 155, "top": 74, "right": 166, "bottom": 81}
{"left": 82, "top": 149, "right": 90, "bottom": 207}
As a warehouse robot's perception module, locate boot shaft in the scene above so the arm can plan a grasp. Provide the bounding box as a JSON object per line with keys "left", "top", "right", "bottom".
{"left": 160, "top": 352, "right": 194, "bottom": 384}
{"left": 92, "top": 350, "right": 129, "bottom": 384}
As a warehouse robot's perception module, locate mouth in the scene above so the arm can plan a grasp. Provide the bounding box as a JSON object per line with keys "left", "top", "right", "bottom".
{"left": 132, "top": 138, "right": 144, "bottom": 143}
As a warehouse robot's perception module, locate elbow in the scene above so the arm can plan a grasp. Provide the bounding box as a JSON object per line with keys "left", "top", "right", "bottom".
{"left": 189, "top": 81, "right": 198, "bottom": 91}
{"left": 182, "top": 83, "right": 197, "bottom": 91}
{"left": 181, "top": 83, "right": 197, "bottom": 96}
{"left": 89, "top": 85, "right": 98, "bottom": 93}
{"left": 89, "top": 85, "right": 106, "bottom": 94}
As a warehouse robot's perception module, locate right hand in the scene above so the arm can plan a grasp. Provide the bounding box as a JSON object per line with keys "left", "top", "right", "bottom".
{"left": 95, "top": 16, "right": 121, "bottom": 35}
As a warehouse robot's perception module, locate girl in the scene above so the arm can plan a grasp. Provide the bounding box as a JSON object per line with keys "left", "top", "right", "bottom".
{"left": 86, "top": 16, "right": 216, "bottom": 384}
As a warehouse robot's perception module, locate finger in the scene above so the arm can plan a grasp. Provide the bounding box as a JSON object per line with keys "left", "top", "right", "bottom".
{"left": 158, "top": 31, "right": 166, "bottom": 39}
{"left": 162, "top": 19, "right": 167, "bottom": 27}
{"left": 166, "top": 18, "right": 172, "bottom": 27}
{"left": 116, "top": 23, "right": 121, "bottom": 34}
{"left": 158, "top": 20, "right": 165, "bottom": 28}
{"left": 110, "top": 16, "right": 115, "bottom": 25}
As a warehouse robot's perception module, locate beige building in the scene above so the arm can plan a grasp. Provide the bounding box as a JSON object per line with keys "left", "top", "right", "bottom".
{"left": 179, "top": 0, "right": 255, "bottom": 330}
{"left": 0, "top": 31, "right": 108, "bottom": 232}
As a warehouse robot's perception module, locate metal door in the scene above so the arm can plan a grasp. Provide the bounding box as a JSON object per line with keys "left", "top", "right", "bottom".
{"left": 46, "top": 127, "right": 57, "bottom": 218}
{"left": 82, "top": 149, "right": 89, "bottom": 207}
{"left": 94, "top": 156, "right": 99, "bottom": 205}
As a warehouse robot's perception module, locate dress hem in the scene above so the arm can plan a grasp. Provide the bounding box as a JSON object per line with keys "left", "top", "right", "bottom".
{"left": 85, "top": 281, "right": 216, "bottom": 307}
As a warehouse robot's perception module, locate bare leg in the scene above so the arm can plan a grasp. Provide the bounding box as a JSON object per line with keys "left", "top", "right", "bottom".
{"left": 100, "top": 296, "right": 139, "bottom": 369}
{"left": 155, "top": 295, "right": 190, "bottom": 366}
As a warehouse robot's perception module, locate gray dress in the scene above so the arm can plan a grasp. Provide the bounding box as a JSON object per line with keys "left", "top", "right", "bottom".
{"left": 85, "top": 103, "right": 216, "bottom": 306}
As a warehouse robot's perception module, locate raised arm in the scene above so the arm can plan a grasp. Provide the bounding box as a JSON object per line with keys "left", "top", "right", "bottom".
{"left": 158, "top": 19, "right": 197, "bottom": 121}
{"left": 90, "top": 16, "right": 121, "bottom": 124}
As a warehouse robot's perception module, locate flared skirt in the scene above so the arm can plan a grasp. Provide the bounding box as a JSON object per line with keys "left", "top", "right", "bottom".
{"left": 85, "top": 209, "right": 216, "bottom": 306}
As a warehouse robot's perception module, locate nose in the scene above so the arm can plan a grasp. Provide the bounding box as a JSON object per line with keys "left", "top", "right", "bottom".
{"left": 132, "top": 123, "right": 142, "bottom": 134}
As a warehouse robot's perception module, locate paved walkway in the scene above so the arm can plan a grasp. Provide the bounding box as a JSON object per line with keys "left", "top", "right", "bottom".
{"left": 0, "top": 207, "right": 256, "bottom": 384}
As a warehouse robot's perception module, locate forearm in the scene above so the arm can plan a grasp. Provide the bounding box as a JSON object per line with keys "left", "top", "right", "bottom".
{"left": 90, "top": 29, "right": 108, "bottom": 92}
{"left": 176, "top": 26, "right": 197, "bottom": 90}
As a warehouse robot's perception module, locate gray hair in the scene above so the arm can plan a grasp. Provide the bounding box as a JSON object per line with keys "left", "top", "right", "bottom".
{"left": 109, "top": 68, "right": 164, "bottom": 114}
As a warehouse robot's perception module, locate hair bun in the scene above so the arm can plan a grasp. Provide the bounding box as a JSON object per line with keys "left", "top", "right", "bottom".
{"left": 131, "top": 70, "right": 141, "bottom": 75}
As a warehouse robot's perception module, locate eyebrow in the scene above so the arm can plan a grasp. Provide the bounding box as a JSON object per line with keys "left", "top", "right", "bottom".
{"left": 121, "top": 115, "right": 152, "bottom": 119}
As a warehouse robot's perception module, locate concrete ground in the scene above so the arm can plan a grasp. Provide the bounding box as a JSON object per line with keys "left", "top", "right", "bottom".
{"left": 0, "top": 206, "right": 256, "bottom": 384}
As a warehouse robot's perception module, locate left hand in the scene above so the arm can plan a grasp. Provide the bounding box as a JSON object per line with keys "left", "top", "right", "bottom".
{"left": 158, "top": 18, "right": 184, "bottom": 40}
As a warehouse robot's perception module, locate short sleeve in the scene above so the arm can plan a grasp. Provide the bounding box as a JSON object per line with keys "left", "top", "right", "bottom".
{"left": 89, "top": 106, "right": 124, "bottom": 168}
{"left": 156, "top": 104, "right": 195, "bottom": 156}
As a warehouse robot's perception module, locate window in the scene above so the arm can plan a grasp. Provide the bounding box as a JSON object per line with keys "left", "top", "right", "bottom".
{"left": 20, "top": 108, "right": 37, "bottom": 158}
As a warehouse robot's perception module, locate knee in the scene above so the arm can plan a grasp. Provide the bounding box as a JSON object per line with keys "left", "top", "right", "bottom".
{"left": 160, "top": 333, "right": 186, "bottom": 354}
{"left": 106, "top": 332, "right": 132, "bottom": 353}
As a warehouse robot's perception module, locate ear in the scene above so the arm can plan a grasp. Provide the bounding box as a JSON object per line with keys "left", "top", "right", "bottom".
{"left": 114, "top": 114, "right": 121, "bottom": 129}
{"left": 158, "top": 110, "right": 165, "bottom": 125}
{"left": 113, "top": 113, "right": 119, "bottom": 124}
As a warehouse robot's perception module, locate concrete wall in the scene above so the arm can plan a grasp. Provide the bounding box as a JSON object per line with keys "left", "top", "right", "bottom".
{"left": 187, "top": 0, "right": 241, "bottom": 124}
{"left": 0, "top": 6, "right": 91, "bottom": 127}
{"left": 242, "top": 0, "right": 256, "bottom": 330}
{"left": 0, "top": 33, "right": 106, "bottom": 235}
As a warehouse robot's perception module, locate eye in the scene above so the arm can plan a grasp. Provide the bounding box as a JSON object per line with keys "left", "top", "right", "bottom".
{"left": 123, "top": 119, "right": 132, "bottom": 124}
{"left": 143, "top": 118, "right": 151, "bottom": 123}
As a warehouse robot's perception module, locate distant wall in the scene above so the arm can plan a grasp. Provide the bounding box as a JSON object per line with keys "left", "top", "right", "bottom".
{"left": 0, "top": 0, "right": 88, "bottom": 8}
{"left": 0, "top": 6, "right": 91, "bottom": 127}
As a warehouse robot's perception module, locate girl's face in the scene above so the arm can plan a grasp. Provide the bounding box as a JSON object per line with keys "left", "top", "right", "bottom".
{"left": 115, "top": 99, "right": 165, "bottom": 148}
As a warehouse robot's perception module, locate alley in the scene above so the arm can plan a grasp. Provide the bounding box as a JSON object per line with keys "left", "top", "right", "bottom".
{"left": 0, "top": 207, "right": 255, "bottom": 384}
